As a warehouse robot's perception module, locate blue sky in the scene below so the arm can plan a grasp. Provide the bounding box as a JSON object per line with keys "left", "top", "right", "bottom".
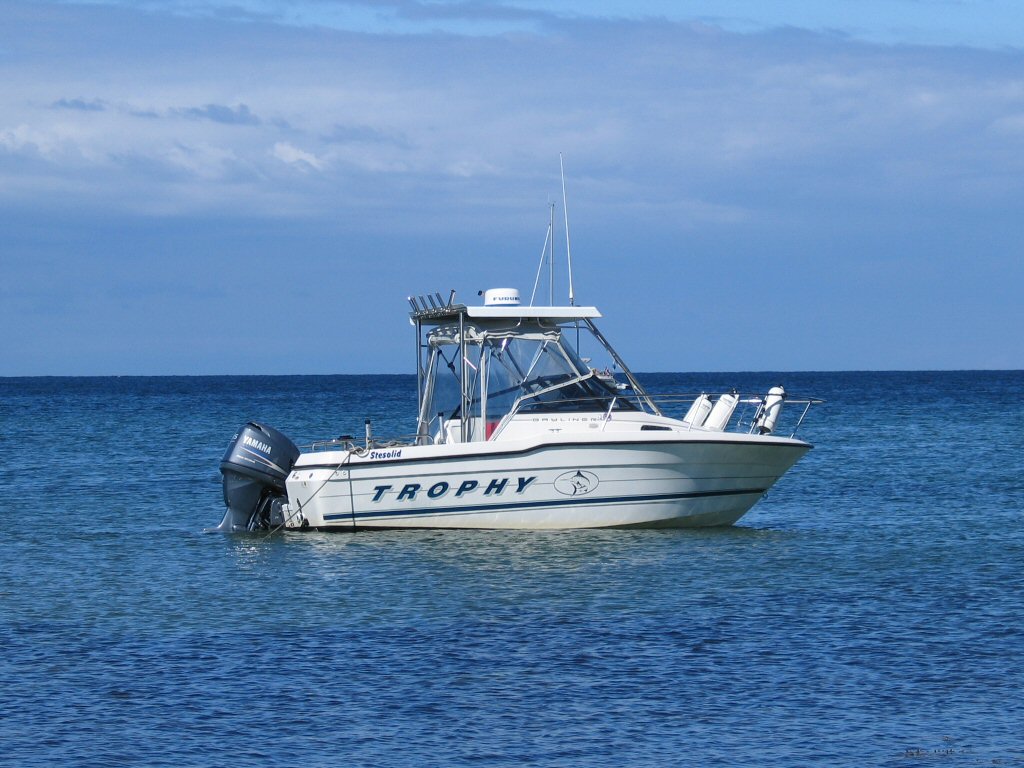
{"left": 2, "top": 0, "right": 1023, "bottom": 374}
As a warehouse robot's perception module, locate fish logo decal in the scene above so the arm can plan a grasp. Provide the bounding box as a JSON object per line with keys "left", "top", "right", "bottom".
{"left": 554, "top": 470, "right": 599, "bottom": 496}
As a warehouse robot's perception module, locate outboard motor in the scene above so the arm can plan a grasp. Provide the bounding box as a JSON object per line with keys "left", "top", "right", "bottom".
{"left": 216, "top": 422, "right": 300, "bottom": 532}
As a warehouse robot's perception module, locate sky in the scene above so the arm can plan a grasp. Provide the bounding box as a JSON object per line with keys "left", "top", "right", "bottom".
{"left": 2, "top": 0, "right": 1023, "bottom": 374}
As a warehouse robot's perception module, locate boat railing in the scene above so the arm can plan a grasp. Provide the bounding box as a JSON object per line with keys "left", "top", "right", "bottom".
{"left": 306, "top": 391, "right": 823, "bottom": 451}
{"left": 646, "top": 393, "right": 825, "bottom": 438}
{"left": 495, "top": 390, "right": 822, "bottom": 439}
{"left": 307, "top": 434, "right": 419, "bottom": 453}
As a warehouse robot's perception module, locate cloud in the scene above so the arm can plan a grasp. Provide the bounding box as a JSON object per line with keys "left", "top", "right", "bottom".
{"left": 43, "top": 0, "right": 1024, "bottom": 48}
{"left": 174, "top": 103, "right": 261, "bottom": 125}
{"left": 52, "top": 98, "right": 107, "bottom": 111}
{"left": 3, "top": 1, "right": 1023, "bottom": 373}
{"left": 272, "top": 141, "right": 323, "bottom": 170}
{"left": 322, "top": 123, "right": 411, "bottom": 148}
{"left": 3, "top": 0, "right": 1024, "bottom": 229}
{"left": 392, "top": 0, "right": 547, "bottom": 22}
{"left": 59, "top": 0, "right": 558, "bottom": 35}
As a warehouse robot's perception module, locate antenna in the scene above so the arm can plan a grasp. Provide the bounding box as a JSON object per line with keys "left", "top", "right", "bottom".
{"left": 529, "top": 206, "right": 553, "bottom": 306}
{"left": 548, "top": 201, "right": 555, "bottom": 305}
{"left": 560, "top": 152, "right": 575, "bottom": 306}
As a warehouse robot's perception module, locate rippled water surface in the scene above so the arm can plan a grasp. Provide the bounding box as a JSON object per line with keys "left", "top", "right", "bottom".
{"left": 2, "top": 372, "right": 1023, "bottom": 767}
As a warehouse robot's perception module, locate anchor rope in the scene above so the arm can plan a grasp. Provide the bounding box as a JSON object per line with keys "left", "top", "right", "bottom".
{"left": 258, "top": 446, "right": 364, "bottom": 538}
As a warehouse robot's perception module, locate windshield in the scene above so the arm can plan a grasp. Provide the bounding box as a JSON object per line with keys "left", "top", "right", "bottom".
{"left": 423, "top": 323, "right": 634, "bottom": 433}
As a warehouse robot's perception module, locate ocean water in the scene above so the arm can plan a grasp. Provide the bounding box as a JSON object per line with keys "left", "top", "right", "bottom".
{"left": 1, "top": 371, "right": 1022, "bottom": 767}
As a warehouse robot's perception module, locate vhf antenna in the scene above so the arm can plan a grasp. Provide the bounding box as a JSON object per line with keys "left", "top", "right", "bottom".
{"left": 560, "top": 152, "right": 575, "bottom": 306}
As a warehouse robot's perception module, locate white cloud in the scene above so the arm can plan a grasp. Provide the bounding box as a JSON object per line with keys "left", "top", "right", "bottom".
{"left": 272, "top": 141, "right": 323, "bottom": 171}
{"left": 3, "top": 1, "right": 1024, "bottom": 227}
{"left": 161, "top": 141, "right": 244, "bottom": 179}
{"left": 3, "top": 2, "right": 1023, "bottom": 372}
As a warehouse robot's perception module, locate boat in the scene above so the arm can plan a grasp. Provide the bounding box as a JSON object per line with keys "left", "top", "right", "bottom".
{"left": 216, "top": 287, "right": 820, "bottom": 531}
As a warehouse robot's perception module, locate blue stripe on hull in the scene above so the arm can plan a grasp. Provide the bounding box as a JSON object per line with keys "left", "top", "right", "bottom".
{"left": 322, "top": 486, "right": 767, "bottom": 523}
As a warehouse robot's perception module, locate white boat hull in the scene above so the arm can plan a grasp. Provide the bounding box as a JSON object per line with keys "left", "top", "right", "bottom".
{"left": 284, "top": 433, "right": 810, "bottom": 530}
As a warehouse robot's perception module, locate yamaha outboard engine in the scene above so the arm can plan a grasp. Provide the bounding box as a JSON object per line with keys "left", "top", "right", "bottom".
{"left": 216, "top": 422, "right": 300, "bottom": 532}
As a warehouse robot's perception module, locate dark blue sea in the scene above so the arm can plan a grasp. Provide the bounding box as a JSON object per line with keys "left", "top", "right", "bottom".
{"left": 2, "top": 371, "right": 1023, "bottom": 767}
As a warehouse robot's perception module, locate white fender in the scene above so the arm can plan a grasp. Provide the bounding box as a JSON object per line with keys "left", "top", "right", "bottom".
{"left": 704, "top": 392, "right": 739, "bottom": 431}
{"left": 755, "top": 386, "right": 786, "bottom": 435}
{"left": 683, "top": 393, "right": 713, "bottom": 426}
